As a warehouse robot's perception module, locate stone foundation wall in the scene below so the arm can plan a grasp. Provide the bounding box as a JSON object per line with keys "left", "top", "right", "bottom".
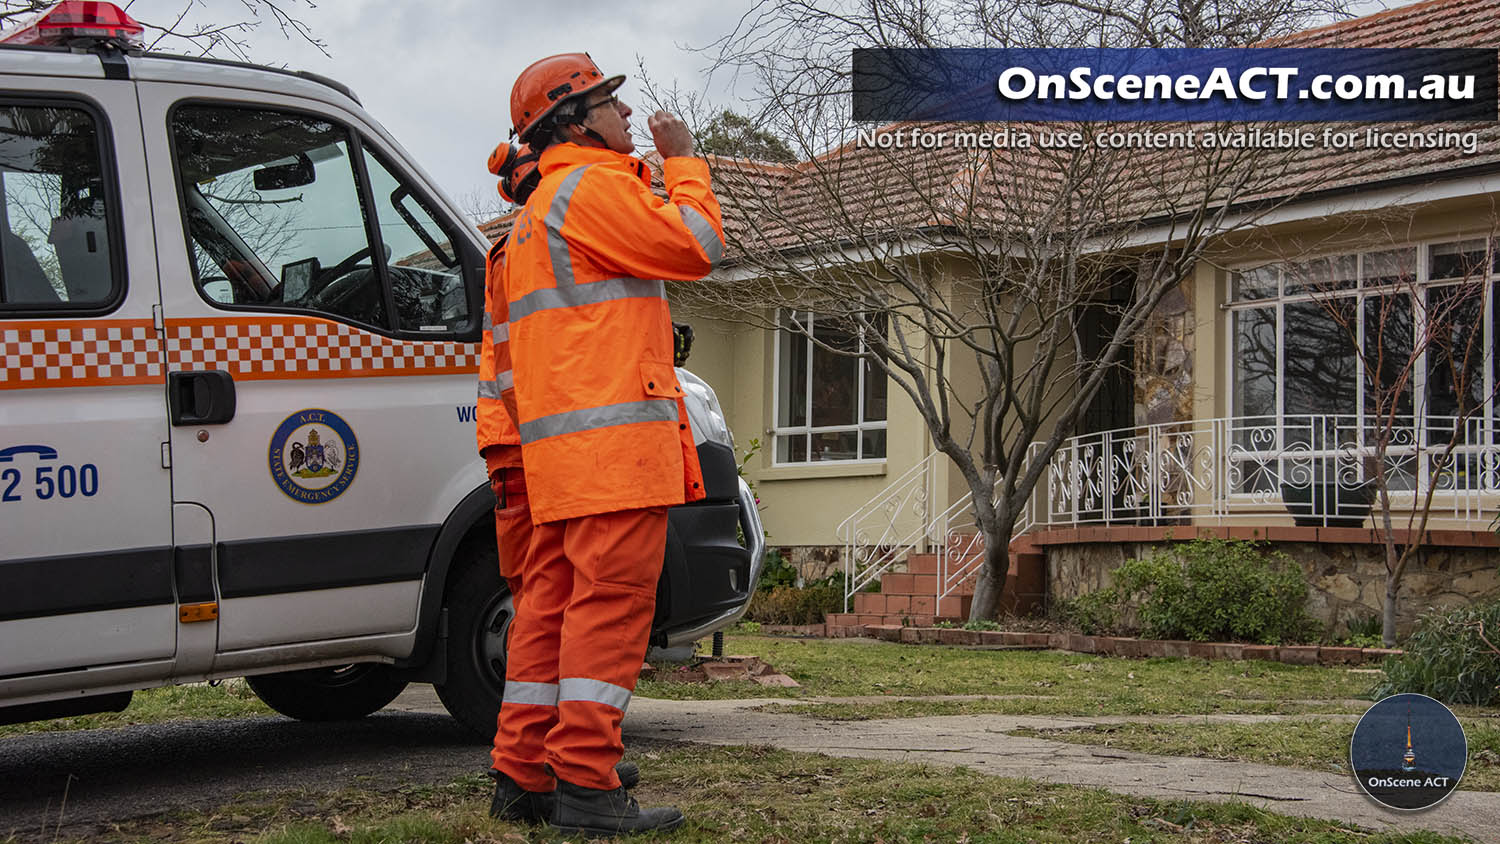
{"left": 773, "top": 545, "right": 844, "bottom": 583}
{"left": 1047, "top": 540, "right": 1500, "bottom": 635}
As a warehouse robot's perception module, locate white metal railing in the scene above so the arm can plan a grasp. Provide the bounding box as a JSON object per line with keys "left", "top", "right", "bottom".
{"left": 840, "top": 414, "right": 1500, "bottom": 615}
{"left": 840, "top": 444, "right": 1048, "bottom": 609}
{"left": 838, "top": 451, "right": 940, "bottom": 611}
{"left": 934, "top": 442, "right": 1046, "bottom": 601}
{"left": 1037, "top": 414, "right": 1500, "bottom": 529}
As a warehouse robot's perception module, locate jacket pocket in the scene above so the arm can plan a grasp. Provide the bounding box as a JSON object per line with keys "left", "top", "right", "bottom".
{"left": 639, "top": 361, "right": 683, "bottom": 400}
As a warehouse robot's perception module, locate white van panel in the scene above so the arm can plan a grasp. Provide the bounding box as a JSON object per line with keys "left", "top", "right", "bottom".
{"left": 0, "top": 606, "right": 175, "bottom": 676}
{"left": 216, "top": 581, "right": 420, "bottom": 652}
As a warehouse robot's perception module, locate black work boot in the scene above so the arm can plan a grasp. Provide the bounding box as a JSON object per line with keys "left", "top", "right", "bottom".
{"left": 490, "top": 761, "right": 640, "bottom": 824}
{"left": 550, "top": 778, "right": 684, "bottom": 837}
{"left": 489, "top": 770, "right": 549, "bottom": 823}
{"left": 615, "top": 759, "right": 641, "bottom": 790}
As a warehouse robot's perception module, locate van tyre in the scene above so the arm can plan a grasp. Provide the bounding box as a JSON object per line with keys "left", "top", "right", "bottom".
{"left": 246, "top": 664, "right": 407, "bottom": 721}
{"left": 435, "top": 542, "right": 513, "bottom": 740}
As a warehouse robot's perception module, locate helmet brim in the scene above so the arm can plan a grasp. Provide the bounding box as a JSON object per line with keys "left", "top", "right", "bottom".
{"left": 517, "top": 74, "right": 628, "bottom": 142}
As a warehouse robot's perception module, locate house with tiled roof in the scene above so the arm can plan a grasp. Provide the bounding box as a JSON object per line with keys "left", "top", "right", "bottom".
{"left": 486, "top": 0, "right": 1500, "bottom": 634}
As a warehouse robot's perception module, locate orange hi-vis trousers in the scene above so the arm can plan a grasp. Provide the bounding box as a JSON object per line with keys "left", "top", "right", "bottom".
{"left": 490, "top": 501, "right": 667, "bottom": 792}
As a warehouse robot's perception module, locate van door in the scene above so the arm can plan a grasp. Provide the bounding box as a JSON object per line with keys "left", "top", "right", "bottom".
{"left": 135, "top": 83, "right": 487, "bottom": 671}
{"left": 0, "top": 75, "right": 179, "bottom": 691}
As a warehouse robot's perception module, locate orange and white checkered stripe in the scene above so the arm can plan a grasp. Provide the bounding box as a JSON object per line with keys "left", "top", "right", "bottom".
{"left": 1, "top": 316, "right": 480, "bottom": 391}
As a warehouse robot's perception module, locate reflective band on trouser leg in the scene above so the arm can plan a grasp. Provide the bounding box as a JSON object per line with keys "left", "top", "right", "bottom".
{"left": 490, "top": 466, "right": 570, "bottom": 793}
{"left": 544, "top": 507, "right": 668, "bottom": 791}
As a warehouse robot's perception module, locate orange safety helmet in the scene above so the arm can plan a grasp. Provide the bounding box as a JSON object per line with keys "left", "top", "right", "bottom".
{"left": 488, "top": 141, "right": 542, "bottom": 205}
{"left": 510, "top": 52, "right": 624, "bottom": 143}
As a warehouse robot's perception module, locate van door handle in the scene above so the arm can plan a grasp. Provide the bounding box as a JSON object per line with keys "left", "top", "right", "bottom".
{"left": 168, "top": 370, "right": 236, "bottom": 425}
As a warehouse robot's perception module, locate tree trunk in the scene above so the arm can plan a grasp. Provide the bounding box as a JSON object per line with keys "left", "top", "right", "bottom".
{"left": 1383, "top": 566, "right": 1400, "bottom": 648}
{"left": 968, "top": 527, "right": 1010, "bottom": 621}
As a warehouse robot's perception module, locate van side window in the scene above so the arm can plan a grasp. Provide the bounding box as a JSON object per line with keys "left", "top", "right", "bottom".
{"left": 172, "top": 105, "right": 387, "bottom": 327}
{"left": 0, "top": 103, "right": 117, "bottom": 310}
{"left": 170, "top": 104, "right": 472, "bottom": 336}
{"left": 362, "top": 149, "right": 468, "bottom": 333}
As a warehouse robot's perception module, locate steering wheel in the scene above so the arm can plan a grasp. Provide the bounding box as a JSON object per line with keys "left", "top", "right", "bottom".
{"left": 306, "top": 247, "right": 375, "bottom": 307}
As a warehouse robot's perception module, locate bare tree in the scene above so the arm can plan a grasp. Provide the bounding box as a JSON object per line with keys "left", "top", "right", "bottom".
{"left": 1293, "top": 224, "right": 1499, "bottom": 645}
{"left": 678, "top": 0, "right": 1360, "bottom": 621}
{"left": 0, "top": 0, "right": 325, "bottom": 60}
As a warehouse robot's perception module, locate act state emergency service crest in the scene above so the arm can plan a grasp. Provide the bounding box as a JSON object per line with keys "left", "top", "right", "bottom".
{"left": 268, "top": 409, "right": 359, "bottom": 504}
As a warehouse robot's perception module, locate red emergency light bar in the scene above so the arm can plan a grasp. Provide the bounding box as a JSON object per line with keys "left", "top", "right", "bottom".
{"left": 1, "top": 1, "right": 144, "bottom": 48}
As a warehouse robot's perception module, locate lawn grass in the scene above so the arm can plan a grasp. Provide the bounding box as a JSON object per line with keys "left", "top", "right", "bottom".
{"left": 1, "top": 636, "right": 1377, "bottom": 741}
{"left": 0, "top": 681, "right": 270, "bottom": 739}
{"left": 68, "top": 743, "right": 1472, "bottom": 844}
{"left": 638, "top": 634, "right": 1378, "bottom": 716}
{"left": 1009, "top": 713, "right": 1500, "bottom": 792}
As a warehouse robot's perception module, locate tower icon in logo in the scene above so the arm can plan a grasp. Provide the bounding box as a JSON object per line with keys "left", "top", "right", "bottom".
{"left": 1351, "top": 693, "right": 1465, "bottom": 811}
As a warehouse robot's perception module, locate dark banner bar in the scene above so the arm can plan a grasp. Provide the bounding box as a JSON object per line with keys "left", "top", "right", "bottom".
{"left": 853, "top": 48, "right": 1498, "bottom": 122}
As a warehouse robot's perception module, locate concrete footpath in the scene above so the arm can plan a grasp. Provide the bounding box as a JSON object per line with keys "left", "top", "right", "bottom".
{"left": 391, "top": 687, "right": 1497, "bottom": 840}
{"left": 615, "top": 696, "right": 1496, "bottom": 842}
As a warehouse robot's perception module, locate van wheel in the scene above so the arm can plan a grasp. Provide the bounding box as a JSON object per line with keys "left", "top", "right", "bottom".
{"left": 246, "top": 664, "right": 407, "bottom": 721}
{"left": 434, "top": 544, "right": 512, "bottom": 740}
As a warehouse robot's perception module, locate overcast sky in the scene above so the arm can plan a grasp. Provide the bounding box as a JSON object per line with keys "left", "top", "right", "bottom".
{"left": 36, "top": 0, "right": 1405, "bottom": 223}
{"left": 240, "top": 0, "right": 757, "bottom": 221}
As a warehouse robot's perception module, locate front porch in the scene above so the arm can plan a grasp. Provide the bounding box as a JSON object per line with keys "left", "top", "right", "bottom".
{"left": 835, "top": 414, "right": 1500, "bottom": 631}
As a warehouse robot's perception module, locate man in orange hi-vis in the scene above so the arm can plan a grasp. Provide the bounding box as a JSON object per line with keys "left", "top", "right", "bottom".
{"left": 478, "top": 142, "right": 643, "bottom": 827}
{"left": 490, "top": 53, "right": 724, "bottom": 837}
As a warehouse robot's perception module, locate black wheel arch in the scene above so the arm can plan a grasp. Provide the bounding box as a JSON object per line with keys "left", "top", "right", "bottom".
{"left": 393, "top": 480, "right": 495, "bottom": 681}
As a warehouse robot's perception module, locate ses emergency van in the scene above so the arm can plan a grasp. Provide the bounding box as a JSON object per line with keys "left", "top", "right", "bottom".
{"left": 0, "top": 2, "right": 763, "bottom": 738}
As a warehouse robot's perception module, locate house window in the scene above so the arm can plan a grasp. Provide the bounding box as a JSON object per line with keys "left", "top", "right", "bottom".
{"left": 1226, "top": 240, "right": 1496, "bottom": 490}
{"left": 773, "top": 310, "right": 888, "bottom": 463}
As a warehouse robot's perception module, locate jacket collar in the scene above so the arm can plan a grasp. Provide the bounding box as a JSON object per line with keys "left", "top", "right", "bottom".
{"left": 538, "top": 142, "right": 650, "bottom": 186}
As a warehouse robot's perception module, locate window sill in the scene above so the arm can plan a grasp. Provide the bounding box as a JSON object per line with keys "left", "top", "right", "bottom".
{"left": 757, "top": 462, "right": 888, "bottom": 482}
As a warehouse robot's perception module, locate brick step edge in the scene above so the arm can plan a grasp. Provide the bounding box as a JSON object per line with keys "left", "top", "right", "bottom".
{"left": 801, "top": 625, "right": 1402, "bottom": 666}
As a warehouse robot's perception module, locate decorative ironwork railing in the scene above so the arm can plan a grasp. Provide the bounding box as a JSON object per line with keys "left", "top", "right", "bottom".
{"left": 838, "top": 451, "right": 939, "bottom": 611}
{"left": 839, "top": 445, "right": 1046, "bottom": 610}
{"left": 1037, "top": 414, "right": 1500, "bottom": 529}
{"left": 839, "top": 414, "right": 1496, "bottom": 613}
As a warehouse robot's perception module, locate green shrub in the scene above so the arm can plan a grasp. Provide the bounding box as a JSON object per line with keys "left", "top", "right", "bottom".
{"left": 1057, "top": 539, "right": 1318, "bottom": 644}
{"left": 757, "top": 549, "right": 798, "bottom": 591}
{"left": 1374, "top": 600, "right": 1500, "bottom": 705}
{"left": 746, "top": 581, "right": 843, "bottom": 625}
{"left": 1055, "top": 588, "right": 1122, "bottom": 635}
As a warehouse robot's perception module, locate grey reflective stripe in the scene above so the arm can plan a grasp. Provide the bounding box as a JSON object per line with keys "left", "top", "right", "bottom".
{"left": 509, "top": 277, "right": 665, "bottom": 322}
{"left": 559, "top": 677, "right": 632, "bottom": 712}
{"left": 546, "top": 165, "right": 593, "bottom": 287}
{"left": 520, "top": 399, "right": 677, "bottom": 444}
{"left": 678, "top": 205, "right": 723, "bottom": 267}
{"left": 482, "top": 312, "right": 493, "bottom": 331}
{"left": 477, "top": 371, "right": 513, "bottom": 399}
{"left": 493, "top": 321, "right": 509, "bottom": 342}
{"left": 502, "top": 681, "right": 559, "bottom": 707}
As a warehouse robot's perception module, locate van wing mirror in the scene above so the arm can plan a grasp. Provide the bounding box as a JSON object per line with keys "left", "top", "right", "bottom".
{"left": 254, "top": 153, "right": 315, "bottom": 191}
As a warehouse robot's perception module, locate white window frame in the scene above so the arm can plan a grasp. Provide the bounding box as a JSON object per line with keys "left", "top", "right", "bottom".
{"left": 1223, "top": 236, "right": 1498, "bottom": 495}
{"left": 770, "top": 309, "right": 888, "bottom": 466}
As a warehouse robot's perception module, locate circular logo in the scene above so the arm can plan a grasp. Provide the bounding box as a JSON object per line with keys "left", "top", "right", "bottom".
{"left": 268, "top": 409, "right": 359, "bottom": 504}
{"left": 1351, "top": 693, "right": 1466, "bottom": 811}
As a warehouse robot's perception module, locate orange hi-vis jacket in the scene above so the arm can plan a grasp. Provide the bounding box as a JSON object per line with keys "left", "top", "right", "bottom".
{"left": 476, "top": 234, "right": 521, "bottom": 473}
{"left": 503, "top": 143, "right": 725, "bottom": 523}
